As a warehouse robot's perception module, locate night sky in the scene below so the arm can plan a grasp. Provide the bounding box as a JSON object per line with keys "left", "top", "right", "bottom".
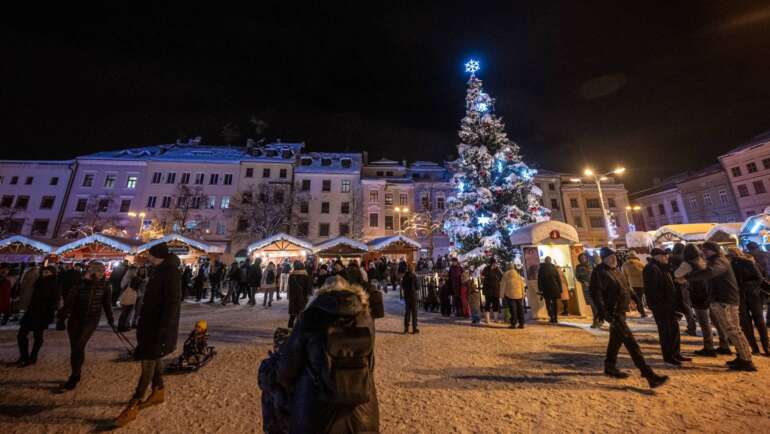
{"left": 3, "top": 2, "right": 770, "bottom": 191}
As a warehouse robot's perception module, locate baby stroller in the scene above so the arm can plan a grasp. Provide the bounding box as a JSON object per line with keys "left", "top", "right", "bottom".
{"left": 166, "top": 320, "right": 216, "bottom": 373}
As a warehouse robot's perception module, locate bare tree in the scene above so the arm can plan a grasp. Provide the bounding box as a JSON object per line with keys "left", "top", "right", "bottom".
{"left": 0, "top": 206, "right": 25, "bottom": 237}
{"left": 150, "top": 184, "right": 211, "bottom": 238}
{"left": 404, "top": 187, "right": 448, "bottom": 258}
{"left": 289, "top": 183, "right": 312, "bottom": 238}
{"left": 63, "top": 194, "right": 121, "bottom": 238}
{"left": 230, "top": 184, "right": 292, "bottom": 242}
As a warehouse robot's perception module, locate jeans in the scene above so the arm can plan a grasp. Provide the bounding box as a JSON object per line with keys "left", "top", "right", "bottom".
{"left": 18, "top": 326, "right": 44, "bottom": 362}
{"left": 605, "top": 314, "right": 653, "bottom": 376}
{"left": 263, "top": 286, "right": 276, "bottom": 306}
{"left": 404, "top": 302, "right": 418, "bottom": 332}
{"left": 67, "top": 319, "right": 100, "bottom": 378}
{"left": 740, "top": 292, "right": 769, "bottom": 353}
{"left": 545, "top": 298, "right": 559, "bottom": 323}
{"left": 710, "top": 302, "right": 753, "bottom": 362}
{"left": 650, "top": 306, "right": 681, "bottom": 361}
{"left": 133, "top": 358, "right": 164, "bottom": 400}
{"left": 118, "top": 305, "right": 134, "bottom": 331}
{"left": 132, "top": 296, "right": 143, "bottom": 327}
{"left": 504, "top": 297, "right": 525, "bottom": 327}
{"left": 694, "top": 307, "right": 729, "bottom": 351}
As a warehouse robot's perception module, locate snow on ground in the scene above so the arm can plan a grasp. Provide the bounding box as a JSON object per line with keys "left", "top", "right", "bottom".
{"left": 1, "top": 292, "right": 770, "bottom": 433}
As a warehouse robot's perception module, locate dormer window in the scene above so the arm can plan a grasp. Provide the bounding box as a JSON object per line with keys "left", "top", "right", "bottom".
{"left": 282, "top": 150, "right": 293, "bottom": 159}
{"left": 341, "top": 158, "right": 352, "bottom": 168}
{"left": 321, "top": 158, "right": 332, "bottom": 166}
{"left": 301, "top": 157, "right": 313, "bottom": 166}
{"left": 386, "top": 171, "right": 394, "bottom": 177}
{"left": 266, "top": 150, "right": 277, "bottom": 157}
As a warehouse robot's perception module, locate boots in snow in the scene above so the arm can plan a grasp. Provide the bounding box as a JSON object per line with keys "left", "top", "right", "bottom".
{"left": 115, "top": 399, "right": 140, "bottom": 427}
{"left": 645, "top": 372, "right": 669, "bottom": 389}
{"left": 604, "top": 366, "right": 630, "bottom": 379}
{"left": 139, "top": 386, "right": 165, "bottom": 409}
{"left": 728, "top": 359, "right": 757, "bottom": 372}
{"left": 60, "top": 376, "right": 80, "bottom": 391}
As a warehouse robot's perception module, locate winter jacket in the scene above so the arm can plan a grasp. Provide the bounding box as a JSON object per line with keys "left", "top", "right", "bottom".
{"left": 134, "top": 254, "right": 182, "bottom": 360}
{"left": 397, "top": 260, "right": 407, "bottom": 274}
{"left": 59, "top": 277, "right": 114, "bottom": 325}
{"left": 288, "top": 270, "right": 313, "bottom": 315}
{"left": 263, "top": 267, "right": 278, "bottom": 288}
{"left": 18, "top": 267, "right": 39, "bottom": 311}
{"left": 0, "top": 277, "right": 11, "bottom": 314}
{"left": 622, "top": 257, "right": 645, "bottom": 288}
{"left": 401, "top": 271, "right": 419, "bottom": 306}
{"left": 481, "top": 265, "right": 503, "bottom": 299}
{"left": 345, "top": 266, "right": 365, "bottom": 287}
{"left": 248, "top": 263, "right": 263, "bottom": 287}
{"left": 730, "top": 256, "right": 763, "bottom": 298}
{"left": 227, "top": 263, "right": 241, "bottom": 281}
{"left": 590, "top": 263, "right": 631, "bottom": 319}
{"left": 748, "top": 248, "right": 770, "bottom": 277}
{"left": 676, "top": 260, "right": 711, "bottom": 309}
{"left": 642, "top": 260, "right": 677, "bottom": 310}
{"left": 559, "top": 269, "right": 570, "bottom": 301}
{"left": 468, "top": 283, "right": 482, "bottom": 318}
{"left": 575, "top": 263, "right": 592, "bottom": 285}
{"left": 686, "top": 255, "right": 740, "bottom": 305}
{"left": 277, "top": 284, "right": 379, "bottom": 434}
{"left": 20, "top": 275, "right": 60, "bottom": 330}
{"left": 501, "top": 269, "right": 525, "bottom": 300}
{"left": 537, "top": 262, "right": 562, "bottom": 299}
{"left": 58, "top": 268, "right": 80, "bottom": 299}
{"left": 448, "top": 264, "right": 463, "bottom": 296}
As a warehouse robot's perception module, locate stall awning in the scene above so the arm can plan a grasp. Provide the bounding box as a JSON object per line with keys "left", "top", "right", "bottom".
{"left": 366, "top": 235, "right": 421, "bottom": 251}
{"left": 55, "top": 234, "right": 141, "bottom": 256}
{"left": 136, "top": 233, "right": 224, "bottom": 255}
{"left": 313, "top": 237, "right": 369, "bottom": 256}
{"left": 705, "top": 223, "right": 742, "bottom": 243}
{"left": 0, "top": 235, "right": 54, "bottom": 254}
{"left": 653, "top": 224, "right": 717, "bottom": 244}
{"left": 509, "top": 221, "right": 580, "bottom": 246}
{"left": 247, "top": 233, "right": 313, "bottom": 255}
{"left": 625, "top": 231, "right": 654, "bottom": 249}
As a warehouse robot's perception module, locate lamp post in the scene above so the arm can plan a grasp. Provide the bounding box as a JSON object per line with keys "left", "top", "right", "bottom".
{"left": 127, "top": 211, "right": 147, "bottom": 240}
{"left": 394, "top": 206, "right": 409, "bottom": 235}
{"left": 570, "top": 167, "right": 625, "bottom": 246}
{"left": 624, "top": 205, "right": 641, "bottom": 232}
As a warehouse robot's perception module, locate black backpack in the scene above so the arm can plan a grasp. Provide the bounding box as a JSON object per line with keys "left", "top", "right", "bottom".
{"left": 319, "top": 324, "right": 373, "bottom": 405}
{"left": 265, "top": 269, "right": 276, "bottom": 285}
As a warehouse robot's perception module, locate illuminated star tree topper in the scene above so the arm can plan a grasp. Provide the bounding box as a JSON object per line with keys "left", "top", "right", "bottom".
{"left": 465, "top": 59, "right": 480, "bottom": 75}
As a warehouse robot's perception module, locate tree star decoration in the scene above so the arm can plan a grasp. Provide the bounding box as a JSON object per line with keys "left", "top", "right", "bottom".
{"left": 465, "top": 59, "right": 480, "bottom": 75}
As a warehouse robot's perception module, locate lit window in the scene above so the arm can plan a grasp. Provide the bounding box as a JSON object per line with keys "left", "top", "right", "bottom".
{"left": 369, "top": 191, "right": 379, "bottom": 202}
{"left": 126, "top": 176, "right": 138, "bottom": 189}
{"left": 220, "top": 196, "right": 230, "bottom": 209}
{"left": 341, "top": 180, "right": 351, "bottom": 193}
{"left": 384, "top": 193, "right": 393, "bottom": 205}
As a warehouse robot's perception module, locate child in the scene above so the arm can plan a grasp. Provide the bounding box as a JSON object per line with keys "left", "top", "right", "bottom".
{"left": 167, "top": 320, "right": 216, "bottom": 372}
{"left": 466, "top": 272, "right": 482, "bottom": 325}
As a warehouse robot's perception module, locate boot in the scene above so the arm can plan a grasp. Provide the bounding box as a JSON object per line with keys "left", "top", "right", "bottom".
{"left": 115, "top": 399, "right": 141, "bottom": 427}
{"left": 60, "top": 375, "right": 80, "bottom": 391}
{"left": 645, "top": 372, "right": 669, "bottom": 389}
{"left": 716, "top": 347, "right": 733, "bottom": 355}
{"left": 139, "top": 386, "right": 165, "bottom": 409}
{"left": 728, "top": 359, "right": 757, "bottom": 372}
{"left": 484, "top": 311, "right": 490, "bottom": 325}
{"left": 604, "top": 366, "right": 630, "bottom": 379}
{"left": 694, "top": 348, "right": 717, "bottom": 357}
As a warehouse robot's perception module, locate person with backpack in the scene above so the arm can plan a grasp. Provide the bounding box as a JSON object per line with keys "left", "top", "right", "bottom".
{"left": 277, "top": 276, "right": 379, "bottom": 433}
{"left": 263, "top": 262, "right": 278, "bottom": 307}
{"left": 402, "top": 263, "right": 420, "bottom": 334}
{"left": 287, "top": 261, "right": 312, "bottom": 328}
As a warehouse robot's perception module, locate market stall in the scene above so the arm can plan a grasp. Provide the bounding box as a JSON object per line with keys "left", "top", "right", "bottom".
{"left": 364, "top": 235, "right": 421, "bottom": 264}
{"left": 136, "top": 233, "right": 224, "bottom": 266}
{"left": 625, "top": 231, "right": 655, "bottom": 254}
{"left": 0, "top": 235, "right": 54, "bottom": 264}
{"left": 653, "top": 223, "right": 717, "bottom": 248}
{"left": 510, "top": 220, "right": 587, "bottom": 320}
{"left": 704, "top": 223, "right": 742, "bottom": 247}
{"left": 738, "top": 209, "right": 770, "bottom": 249}
{"left": 53, "top": 234, "right": 142, "bottom": 266}
{"left": 247, "top": 232, "right": 313, "bottom": 263}
{"left": 313, "top": 237, "right": 369, "bottom": 260}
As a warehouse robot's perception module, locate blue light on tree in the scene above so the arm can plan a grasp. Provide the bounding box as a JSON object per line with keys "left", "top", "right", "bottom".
{"left": 476, "top": 102, "right": 489, "bottom": 112}
{"left": 477, "top": 215, "right": 491, "bottom": 225}
{"left": 465, "top": 59, "right": 480, "bottom": 74}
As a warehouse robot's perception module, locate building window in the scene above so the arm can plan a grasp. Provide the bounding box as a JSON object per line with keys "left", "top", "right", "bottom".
{"left": 341, "top": 159, "right": 352, "bottom": 168}
{"left": 161, "top": 196, "right": 172, "bottom": 208}
{"left": 589, "top": 216, "right": 604, "bottom": 228}
{"left": 376, "top": 171, "right": 384, "bottom": 177}
{"left": 754, "top": 180, "right": 767, "bottom": 194}
{"left": 223, "top": 174, "right": 233, "bottom": 185}
{"left": 15, "top": 196, "right": 29, "bottom": 210}
{"left": 146, "top": 196, "right": 157, "bottom": 208}
{"left": 151, "top": 172, "right": 162, "bottom": 184}
{"left": 279, "top": 169, "right": 287, "bottom": 179}
{"left": 386, "top": 171, "right": 394, "bottom": 177}
{"left": 301, "top": 157, "right": 313, "bottom": 166}
{"left": 98, "top": 198, "right": 110, "bottom": 212}
{"left": 719, "top": 190, "right": 729, "bottom": 205}
{"left": 262, "top": 168, "right": 271, "bottom": 178}
{"left": 437, "top": 196, "right": 445, "bottom": 210}
{"left": 245, "top": 168, "right": 254, "bottom": 178}
{"left": 341, "top": 180, "right": 351, "bottom": 193}
{"left": 607, "top": 197, "right": 616, "bottom": 208}
{"left": 301, "top": 180, "right": 311, "bottom": 191}
{"left": 548, "top": 183, "right": 555, "bottom": 191}
{"left": 321, "top": 202, "right": 330, "bottom": 214}
{"left": 297, "top": 222, "right": 309, "bottom": 237}
{"left": 120, "top": 199, "right": 131, "bottom": 213}
{"left": 82, "top": 174, "right": 94, "bottom": 187}
{"left": 103, "top": 174, "right": 116, "bottom": 188}
{"left": 747, "top": 162, "right": 758, "bottom": 173}
{"left": 421, "top": 194, "right": 430, "bottom": 209}
{"left": 731, "top": 167, "right": 742, "bottom": 177}
{"left": 50, "top": 177, "right": 59, "bottom": 186}
{"left": 7, "top": 219, "right": 23, "bottom": 234}
{"left": 550, "top": 198, "right": 559, "bottom": 210}
{"left": 385, "top": 215, "right": 394, "bottom": 230}
{"left": 216, "top": 222, "right": 226, "bottom": 235}
{"left": 586, "top": 198, "right": 601, "bottom": 208}
{"left": 339, "top": 223, "right": 350, "bottom": 236}
{"left": 274, "top": 191, "right": 284, "bottom": 204}
{"left": 220, "top": 196, "right": 230, "bottom": 209}
{"left": 670, "top": 200, "right": 680, "bottom": 213}
{"left": 341, "top": 202, "right": 350, "bottom": 214}
{"left": 31, "top": 219, "right": 49, "bottom": 235}
{"left": 703, "top": 193, "right": 713, "bottom": 207}
{"left": 166, "top": 173, "right": 176, "bottom": 184}
{"left": 209, "top": 174, "right": 219, "bottom": 185}
{"left": 195, "top": 173, "right": 204, "bottom": 185}
{"left": 190, "top": 196, "right": 202, "bottom": 209}
{"left": 570, "top": 198, "right": 579, "bottom": 208}
{"left": 646, "top": 206, "right": 653, "bottom": 217}
{"left": 384, "top": 193, "right": 393, "bottom": 205}
{"left": 369, "top": 213, "right": 379, "bottom": 227}
{"left": 657, "top": 203, "right": 665, "bottom": 215}
{"left": 320, "top": 158, "right": 331, "bottom": 166}
{"left": 400, "top": 193, "right": 408, "bottom": 205}
{"left": 689, "top": 198, "right": 698, "bottom": 209}
{"left": 25, "top": 176, "right": 33, "bottom": 185}
{"left": 573, "top": 216, "right": 583, "bottom": 228}
{"left": 126, "top": 176, "right": 138, "bottom": 189}
{"left": 207, "top": 196, "right": 216, "bottom": 209}
{"left": 180, "top": 173, "right": 190, "bottom": 184}
{"left": 10, "top": 176, "right": 19, "bottom": 185}
{"left": 40, "top": 196, "right": 55, "bottom": 210}
{"left": 300, "top": 201, "right": 309, "bottom": 213}
{"left": 0, "top": 195, "right": 13, "bottom": 208}
{"left": 319, "top": 223, "right": 330, "bottom": 237}
{"left": 763, "top": 158, "right": 770, "bottom": 170}
{"left": 322, "top": 180, "right": 331, "bottom": 192}
{"left": 75, "top": 198, "right": 88, "bottom": 212}
{"left": 369, "top": 191, "right": 379, "bottom": 202}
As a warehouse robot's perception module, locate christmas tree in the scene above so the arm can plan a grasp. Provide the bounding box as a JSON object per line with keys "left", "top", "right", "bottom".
{"left": 444, "top": 60, "right": 549, "bottom": 262}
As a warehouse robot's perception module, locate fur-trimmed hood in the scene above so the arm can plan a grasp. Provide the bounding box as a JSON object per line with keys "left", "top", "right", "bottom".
{"left": 307, "top": 276, "right": 369, "bottom": 317}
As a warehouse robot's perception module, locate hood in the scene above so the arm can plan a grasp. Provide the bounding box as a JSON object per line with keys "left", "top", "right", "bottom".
{"left": 157, "top": 254, "right": 181, "bottom": 271}
{"left": 307, "top": 277, "right": 369, "bottom": 317}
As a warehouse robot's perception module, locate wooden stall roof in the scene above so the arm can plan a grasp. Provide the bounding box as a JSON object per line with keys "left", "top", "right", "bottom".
{"left": 313, "top": 237, "right": 368, "bottom": 257}
{"left": 54, "top": 234, "right": 143, "bottom": 259}
{"left": 0, "top": 235, "right": 54, "bottom": 255}
{"left": 366, "top": 235, "right": 421, "bottom": 252}
{"left": 136, "top": 233, "right": 224, "bottom": 254}
{"left": 247, "top": 233, "right": 313, "bottom": 254}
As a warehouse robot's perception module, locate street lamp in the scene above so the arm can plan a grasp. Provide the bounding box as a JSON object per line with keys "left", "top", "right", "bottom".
{"left": 624, "top": 205, "right": 642, "bottom": 232}
{"left": 573, "top": 167, "right": 626, "bottom": 246}
{"left": 394, "top": 206, "right": 409, "bottom": 235}
{"left": 127, "top": 211, "right": 147, "bottom": 239}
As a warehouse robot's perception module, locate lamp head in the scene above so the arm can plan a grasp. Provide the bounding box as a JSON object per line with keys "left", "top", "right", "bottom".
{"left": 583, "top": 169, "right": 594, "bottom": 176}
{"left": 614, "top": 167, "right": 626, "bottom": 175}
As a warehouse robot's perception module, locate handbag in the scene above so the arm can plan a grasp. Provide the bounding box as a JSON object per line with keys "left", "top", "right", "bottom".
{"left": 119, "top": 287, "right": 138, "bottom": 306}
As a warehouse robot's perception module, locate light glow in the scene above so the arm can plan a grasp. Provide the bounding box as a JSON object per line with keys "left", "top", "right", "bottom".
{"left": 584, "top": 168, "right": 594, "bottom": 176}
{"left": 465, "top": 59, "right": 480, "bottom": 74}
{"left": 477, "top": 215, "right": 491, "bottom": 225}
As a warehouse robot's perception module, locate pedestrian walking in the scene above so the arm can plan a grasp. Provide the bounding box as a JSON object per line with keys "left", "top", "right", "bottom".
{"left": 287, "top": 261, "right": 312, "bottom": 328}
{"left": 537, "top": 257, "right": 562, "bottom": 324}
{"left": 402, "top": 263, "right": 419, "bottom": 334}
{"left": 16, "top": 265, "right": 60, "bottom": 367}
{"left": 622, "top": 250, "right": 647, "bottom": 317}
{"left": 501, "top": 263, "right": 526, "bottom": 328}
{"left": 643, "top": 248, "right": 688, "bottom": 365}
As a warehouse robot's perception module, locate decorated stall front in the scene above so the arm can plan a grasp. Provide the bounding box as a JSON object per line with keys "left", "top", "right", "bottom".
{"left": 510, "top": 220, "right": 587, "bottom": 320}
{"left": 247, "top": 233, "right": 313, "bottom": 263}
{"left": 653, "top": 223, "right": 717, "bottom": 248}
{"left": 364, "top": 235, "right": 421, "bottom": 264}
{"left": 0, "top": 235, "right": 54, "bottom": 264}
{"left": 313, "top": 237, "right": 369, "bottom": 260}
{"left": 54, "top": 234, "right": 142, "bottom": 264}
{"left": 704, "top": 223, "right": 742, "bottom": 247}
{"left": 136, "top": 233, "right": 224, "bottom": 265}
{"left": 739, "top": 209, "right": 770, "bottom": 249}
{"left": 625, "top": 231, "right": 655, "bottom": 254}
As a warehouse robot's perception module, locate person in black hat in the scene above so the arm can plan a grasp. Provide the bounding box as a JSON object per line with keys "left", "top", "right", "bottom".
{"left": 644, "top": 248, "right": 688, "bottom": 365}
{"left": 590, "top": 247, "right": 668, "bottom": 388}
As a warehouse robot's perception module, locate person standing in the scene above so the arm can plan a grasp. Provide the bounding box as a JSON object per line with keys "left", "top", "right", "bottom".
{"left": 117, "top": 276, "right": 139, "bottom": 332}
{"left": 131, "top": 267, "right": 148, "bottom": 329}
{"left": 537, "top": 257, "right": 562, "bottom": 324}
{"left": 115, "top": 243, "right": 182, "bottom": 427}
{"left": 576, "top": 253, "right": 600, "bottom": 328}
{"left": 248, "top": 258, "right": 262, "bottom": 306}
{"left": 17, "top": 266, "right": 60, "bottom": 367}
{"left": 467, "top": 272, "right": 482, "bottom": 325}
{"left": 501, "top": 263, "right": 526, "bottom": 329}
{"left": 686, "top": 242, "right": 757, "bottom": 372}
{"left": 448, "top": 258, "right": 464, "bottom": 317}
{"left": 262, "top": 262, "right": 278, "bottom": 307}
{"left": 745, "top": 241, "right": 770, "bottom": 325}
{"left": 17, "top": 264, "right": 40, "bottom": 314}
{"left": 622, "top": 251, "right": 647, "bottom": 317}
{"left": 670, "top": 244, "right": 697, "bottom": 336}
{"left": 401, "top": 263, "right": 420, "bottom": 334}
{"left": 345, "top": 260, "right": 365, "bottom": 287}
{"left": 109, "top": 260, "right": 128, "bottom": 306}
{"left": 0, "top": 265, "right": 12, "bottom": 325}
{"left": 57, "top": 262, "right": 115, "bottom": 391}
{"left": 643, "top": 248, "right": 688, "bottom": 365}
{"left": 727, "top": 247, "right": 769, "bottom": 356}
{"left": 558, "top": 266, "right": 571, "bottom": 315}
{"left": 591, "top": 247, "right": 669, "bottom": 388}
{"left": 287, "top": 261, "right": 312, "bottom": 328}
{"left": 481, "top": 258, "right": 503, "bottom": 323}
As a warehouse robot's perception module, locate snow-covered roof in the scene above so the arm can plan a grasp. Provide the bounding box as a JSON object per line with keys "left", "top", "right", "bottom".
{"left": 653, "top": 224, "right": 717, "bottom": 243}
{"left": 367, "top": 235, "right": 421, "bottom": 251}
{"left": 80, "top": 142, "right": 303, "bottom": 164}
{"left": 295, "top": 152, "right": 362, "bottom": 174}
{"left": 367, "top": 158, "right": 402, "bottom": 166}
{"left": 55, "top": 234, "right": 141, "bottom": 255}
{"left": 510, "top": 220, "right": 580, "bottom": 245}
{"left": 457, "top": 247, "right": 485, "bottom": 263}
{"left": 625, "top": 231, "right": 654, "bottom": 249}
{"left": 0, "top": 235, "right": 54, "bottom": 254}
{"left": 313, "top": 237, "right": 369, "bottom": 254}
{"left": 247, "top": 233, "right": 313, "bottom": 254}
{"left": 705, "top": 223, "right": 742, "bottom": 242}
{"left": 136, "top": 233, "right": 224, "bottom": 254}
{"left": 739, "top": 211, "right": 770, "bottom": 237}
{"left": 720, "top": 130, "right": 770, "bottom": 158}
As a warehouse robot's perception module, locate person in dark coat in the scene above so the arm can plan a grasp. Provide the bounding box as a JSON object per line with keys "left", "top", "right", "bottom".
{"left": 57, "top": 262, "right": 115, "bottom": 391}
{"left": 345, "top": 260, "right": 365, "bottom": 287}
{"left": 17, "top": 266, "right": 60, "bottom": 367}
{"left": 248, "top": 258, "right": 263, "bottom": 306}
{"left": 670, "top": 243, "right": 697, "bottom": 336}
{"left": 745, "top": 241, "right": 770, "bottom": 326}
{"left": 591, "top": 247, "right": 669, "bottom": 388}
{"left": 115, "top": 243, "right": 182, "bottom": 427}
{"left": 481, "top": 258, "right": 503, "bottom": 322}
{"left": 643, "top": 248, "right": 688, "bottom": 365}
{"left": 181, "top": 265, "right": 192, "bottom": 300}
{"left": 287, "top": 261, "right": 312, "bottom": 328}
{"left": 448, "top": 258, "right": 464, "bottom": 316}
{"left": 110, "top": 260, "right": 128, "bottom": 306}
{"left": 727, "top": 247, "right": 769, "bottom": 355}
{"left": 537, "top": 257, "right": 563, "bottom": 324}
{"left": 0, "top": 265, "right": 12, "bottom": 325}
{"left": 402, "top": 263, "right": 420, "bottom": 334}
{"left": 277, "top": 277, "right": 379, "bottom": 434}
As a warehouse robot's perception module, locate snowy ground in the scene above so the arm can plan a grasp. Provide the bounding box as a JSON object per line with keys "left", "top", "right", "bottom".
{"left": 1, "top": 292, "right": 770, "bottom": 433}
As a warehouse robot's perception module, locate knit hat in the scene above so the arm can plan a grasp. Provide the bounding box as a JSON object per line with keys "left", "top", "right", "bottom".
{"left": 650, "top": 248, "right": 667, "bottom": 257}
{"left": 148, "top": 242, "right": 170, "bottom": 259}
{"left": 599, "top": 247, "right": 615, "bottom": 259}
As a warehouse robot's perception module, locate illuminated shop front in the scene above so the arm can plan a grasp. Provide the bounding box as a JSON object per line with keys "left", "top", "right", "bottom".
{"left": 247, "top": 233, "right": 313, "bottom": 264}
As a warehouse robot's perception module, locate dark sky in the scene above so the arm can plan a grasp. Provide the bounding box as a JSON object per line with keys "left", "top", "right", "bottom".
{"left": 3, "top": 1, "right": 770, "bottom": 191}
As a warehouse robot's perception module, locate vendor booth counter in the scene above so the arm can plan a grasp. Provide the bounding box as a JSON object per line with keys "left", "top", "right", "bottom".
{"left": 247, "top": 233, "right": 313, "bottom": 264}
{"left": 652, "top": 223, "right": 716, "bottom": 248}
{"left": 135, "top": 233, "right": 224, "bottom": 265}
{"left": 364, "top": 235, "right": 421, "bottom": 265}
